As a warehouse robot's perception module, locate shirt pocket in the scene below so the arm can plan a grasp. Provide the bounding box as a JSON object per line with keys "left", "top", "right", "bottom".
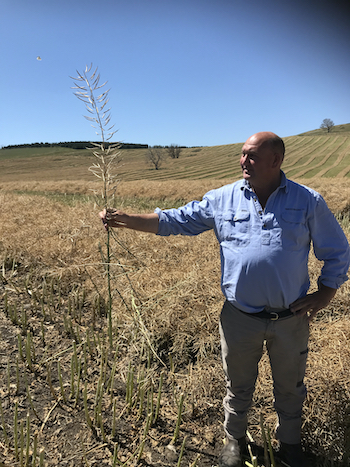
{"left": 220, "top": 209, "right": 250, "bottom": 247}
{"left": 280, "top": 209, "right": 309, "bottom": 251}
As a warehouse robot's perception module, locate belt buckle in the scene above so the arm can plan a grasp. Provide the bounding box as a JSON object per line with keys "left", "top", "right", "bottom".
{"left": 270, "top": 312, "right": 279, "bottom": 320}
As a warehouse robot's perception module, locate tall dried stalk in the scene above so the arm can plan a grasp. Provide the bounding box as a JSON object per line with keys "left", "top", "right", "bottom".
{"left": 71, "top": 64, "right": 121, "bottom": 346}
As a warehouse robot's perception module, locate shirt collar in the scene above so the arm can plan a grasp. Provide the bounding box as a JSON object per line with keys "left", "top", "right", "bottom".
{"left": 279, "top": 171, "right": 288, "bottom": 192}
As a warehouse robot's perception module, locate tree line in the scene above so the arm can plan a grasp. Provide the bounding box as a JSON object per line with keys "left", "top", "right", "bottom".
{"left": 1, "top": 142, "right": 188, "bottom": 171}
{"left": 1, "top": 142, "right": 149, "bottom": 150}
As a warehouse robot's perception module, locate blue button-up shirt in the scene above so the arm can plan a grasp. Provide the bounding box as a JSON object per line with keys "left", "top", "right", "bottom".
{"left": 155, "top": 172, "right": 350, "bottom": 313}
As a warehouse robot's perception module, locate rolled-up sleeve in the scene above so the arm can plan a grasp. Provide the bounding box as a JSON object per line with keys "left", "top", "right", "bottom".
{"left": 155, "top": 196, "right": 215, "bottom": 237}
{"left": 309, "top": 195, "right": 350, "bottom": 289}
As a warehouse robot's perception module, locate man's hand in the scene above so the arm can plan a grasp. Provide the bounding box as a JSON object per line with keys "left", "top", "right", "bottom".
{"left": 99, "top": 209, "right": 127, "bottom": 231}
{"left": 289, "top": 284, "right": 337, "bottom": 321}
{"left": 98, "top": 209, "right": 159, "bottom": 234}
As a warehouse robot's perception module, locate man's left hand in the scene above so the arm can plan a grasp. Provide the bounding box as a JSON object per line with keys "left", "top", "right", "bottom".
{"left": 289, "top": 284, "right": 337, "bottom": 321}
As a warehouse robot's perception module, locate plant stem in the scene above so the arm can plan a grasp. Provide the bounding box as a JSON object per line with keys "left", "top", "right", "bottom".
{"left": 106, "top": 229, "right": 113, "bottom": 348}
{"left": 171, "top": 393, "right": 185, "bottom": 445}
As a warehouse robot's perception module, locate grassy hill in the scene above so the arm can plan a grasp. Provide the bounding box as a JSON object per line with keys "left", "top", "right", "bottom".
{"left": 298, "top": 122, "right": 350, "bottom": 136}
{"left": 0, "top": 124, "right": 349, "bottom": 183}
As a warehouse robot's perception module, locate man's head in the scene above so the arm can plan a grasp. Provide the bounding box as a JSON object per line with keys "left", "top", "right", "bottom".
{"left": 240, "top": 132, "right": 285, "bottom": 189}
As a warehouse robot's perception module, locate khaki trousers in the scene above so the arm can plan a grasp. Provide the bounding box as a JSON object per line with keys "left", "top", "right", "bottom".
{"left": 219, "top": 301, "right": 309, "bottom": 444}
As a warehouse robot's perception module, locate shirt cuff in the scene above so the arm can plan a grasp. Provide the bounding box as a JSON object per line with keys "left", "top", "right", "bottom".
{"left": 318, "top": 275, "right": 348, "bottom": 290}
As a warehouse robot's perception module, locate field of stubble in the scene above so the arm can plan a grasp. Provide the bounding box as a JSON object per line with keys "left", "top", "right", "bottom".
{"left": 0, "top": 176, "right": 349, "bottom": 467}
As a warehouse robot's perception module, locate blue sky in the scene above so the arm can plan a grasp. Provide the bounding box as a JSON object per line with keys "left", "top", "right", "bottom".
{"left": 1, "top": 0, "right": 349, "bottom": 148}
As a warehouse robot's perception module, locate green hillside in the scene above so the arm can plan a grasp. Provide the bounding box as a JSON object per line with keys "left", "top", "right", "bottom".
{"left": 1, "top": 125, "right": 350, "bottom": 182}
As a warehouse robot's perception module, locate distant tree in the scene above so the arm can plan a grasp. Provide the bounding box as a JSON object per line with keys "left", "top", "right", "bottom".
{"left": 146, "top": 146, "right": 165, "bottom": 170}
{"left": 167, "top": 144, "right": 182, "bottom": 159}
{"left": 320, "top": 118, "right": 335, "bottom": 133}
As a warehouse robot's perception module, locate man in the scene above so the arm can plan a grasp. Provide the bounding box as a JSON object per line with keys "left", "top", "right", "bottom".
{"left": 100, "top": 132, "right": 350, "bottom": 467}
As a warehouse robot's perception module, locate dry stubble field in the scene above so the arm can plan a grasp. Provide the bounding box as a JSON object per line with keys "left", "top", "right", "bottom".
{"left": 0, "top": 168, "right": 350, "bottom": 467}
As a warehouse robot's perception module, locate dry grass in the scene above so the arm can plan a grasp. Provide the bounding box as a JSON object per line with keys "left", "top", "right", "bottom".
{"left": 0, "top": 175, "right": 349, "bottom": 212}
{"left": 0, "top": 178, "right": 349, "bottom": 466}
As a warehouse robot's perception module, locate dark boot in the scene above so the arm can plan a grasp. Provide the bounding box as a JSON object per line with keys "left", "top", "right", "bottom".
{"left": 218, "top": 437, "right": 247, "bottom": 467}
{"left": 278, "top": 442, "right": 308, "bottom": 467}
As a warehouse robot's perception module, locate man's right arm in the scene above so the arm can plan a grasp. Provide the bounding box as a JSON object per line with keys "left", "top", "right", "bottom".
{"left": 99, "top": 209, "right": 159, "bottom": 234}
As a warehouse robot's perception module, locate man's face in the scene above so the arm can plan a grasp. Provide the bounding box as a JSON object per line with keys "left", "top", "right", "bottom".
{"left": 240, "top": 136, "right": 275, "bottom": 186}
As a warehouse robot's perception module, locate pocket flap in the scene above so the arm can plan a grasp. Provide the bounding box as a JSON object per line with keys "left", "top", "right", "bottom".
{"left": 227, "top": 209, "right": 250, "bottom": 222}
{"left": 282, "top": 210, "right": 306, "bottom": 224}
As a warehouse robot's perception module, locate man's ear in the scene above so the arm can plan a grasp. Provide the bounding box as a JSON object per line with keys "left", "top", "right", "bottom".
{"left": 272, "top": 153, "right": 282, "bottom": 168}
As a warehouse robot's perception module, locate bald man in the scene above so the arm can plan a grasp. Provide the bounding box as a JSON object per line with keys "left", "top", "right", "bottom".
{"left": 100, "top": 132, "right": 350, "bottom": 467}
